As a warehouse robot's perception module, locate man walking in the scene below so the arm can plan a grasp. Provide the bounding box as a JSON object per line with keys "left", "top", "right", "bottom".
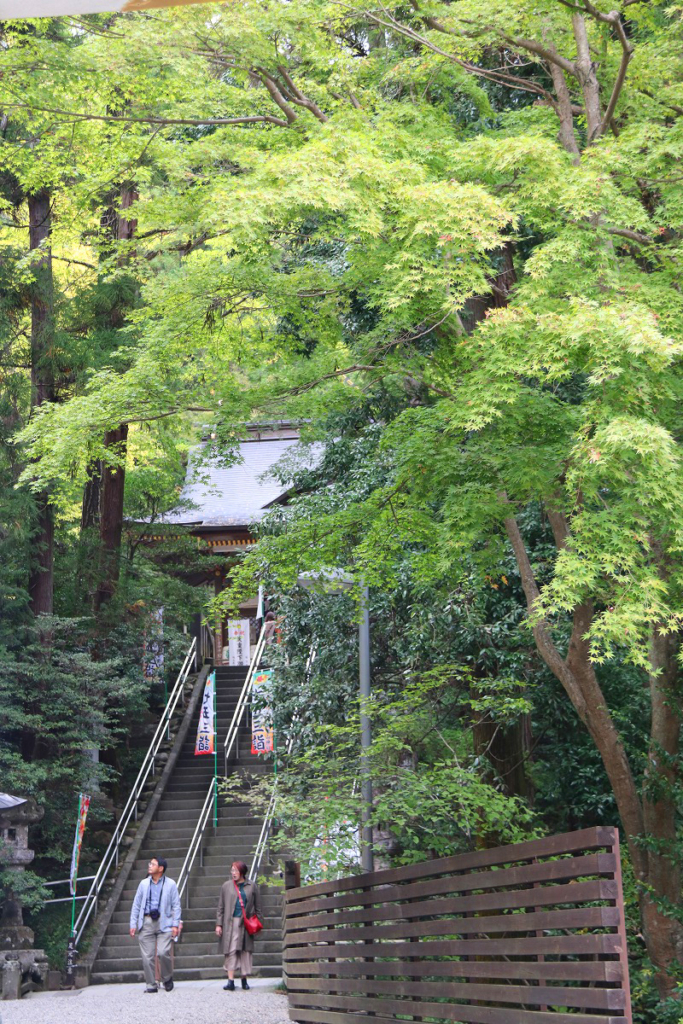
{"left": 129, "top": 856, "right": 181, "bottom": 993}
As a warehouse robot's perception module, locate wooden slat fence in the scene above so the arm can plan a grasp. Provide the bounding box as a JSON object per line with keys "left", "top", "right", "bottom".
{"left": 284, "top": 826, "right": 632, "bottom": 1024}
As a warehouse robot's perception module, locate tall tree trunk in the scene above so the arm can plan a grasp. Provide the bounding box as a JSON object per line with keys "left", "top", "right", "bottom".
{"left": 641, "top": 628, "right": 683, "bottom": 985}
{"left": 93, "top": 182, "right": 138, "bottom": 612}
{"left": 27, "top": 188, "right": 55, "bottom": 616}
{"left": 473, "top": 713, "right": 532, "bottom": 802}
{"left": 571, "top": 13, "right": 603, "bottom": 141}
{"left": 94, "top": 423, "right": 128, "bottom": 612}
{"left": 81, "top": 460, "right": 102, "bottom": 530}
{"left": 504, "top": 508, "right": 683, "bottom": 997}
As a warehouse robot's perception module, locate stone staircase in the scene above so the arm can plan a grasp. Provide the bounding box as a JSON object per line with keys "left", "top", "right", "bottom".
{"left": 91, "top": 665, "right": 282, "bottom": 984}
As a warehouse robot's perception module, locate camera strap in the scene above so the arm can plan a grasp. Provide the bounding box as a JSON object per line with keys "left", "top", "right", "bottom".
{"left": 145, "top": 875, "right": 165, "bottom": 916}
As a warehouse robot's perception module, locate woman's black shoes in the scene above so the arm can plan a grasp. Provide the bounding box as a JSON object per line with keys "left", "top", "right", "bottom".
{"left": 223, "top": 978, "right": 249, "bottom": 991}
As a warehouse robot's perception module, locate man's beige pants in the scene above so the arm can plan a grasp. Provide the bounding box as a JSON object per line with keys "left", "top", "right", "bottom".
{"left": 138, "top": 916, "right": 173, "bottom": 988}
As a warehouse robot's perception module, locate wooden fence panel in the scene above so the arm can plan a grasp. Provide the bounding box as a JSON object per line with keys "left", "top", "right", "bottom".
{"left": 284, "top": 827, "right": 632, "bottom": 1024}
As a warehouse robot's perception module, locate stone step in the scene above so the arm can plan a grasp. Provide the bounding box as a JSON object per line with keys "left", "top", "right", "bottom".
{"left": 105, "top": 913, "right": 281, "bottom": 937}
{"left": 183, "top": 882, "right": 281, "bottom": 897}
{"left": 98, "top": 932, "right": 282, "bottom": 959}
{"left": 145, "top": 816, "right": 262, "bottom": 831}
{"left": 134, "top": 836, "right": 262, "bottom": 855}
{"left": 162, "top": 784, "right": 256, "bottom": 795}
{"left": 94, "top": 947, "right": 283, "bottom": 973}
{"left": 90, "top": 963, "right": 282, "bottom": 984}
{"left": 193, "top": 854, "right": 270, "bottom": 869}
{"left": 110, "top": 903, "right": 282, "bottom": 925}
{"left": 131, "top": 846, "right": 193, "bottom": 858}
{"left": 120, "top": 880, "right": 282, "bottom": 901}
{"left": 152, "top": 808, "right": 261, "bottom": 822}
{"left": 130, "top": 849, "right": 262, "bottom": 872}
{"left": 131, "top": 845, "right": 263, "bottom": 865}
{"left": 87, "top": 673, "right": 281, "bottom": 985}
{"left": 141, "top": 831, "right": 261, "bottom": 848}
{"left": 104, "top": 915, "right": 282, "bottom": 938}
{"left": 185, "top": 895, "right": 281, "bottom": 910}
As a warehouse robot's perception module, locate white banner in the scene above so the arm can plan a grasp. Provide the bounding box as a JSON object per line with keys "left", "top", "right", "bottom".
{"left": 194, "top": 671, "right": 215, "bottom": 756}
{"left": 227, "top": 619, "right": 250, "bottom": 666}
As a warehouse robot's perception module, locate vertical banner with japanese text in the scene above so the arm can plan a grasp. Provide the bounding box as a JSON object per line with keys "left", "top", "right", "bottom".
{"left": 69, "top": 793, "right": 91, "bottom": 896}
{"left": 251, "top": 669, "right": 274, "bottom": 755}
{"left": 228, "top": 619, "right": 250, "bottom": 666}
{"left": 194, "top": 671, "right": 215, "bottom": 756}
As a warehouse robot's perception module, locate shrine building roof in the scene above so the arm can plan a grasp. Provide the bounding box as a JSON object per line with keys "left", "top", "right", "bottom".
{"left": 159, "top": 429, "right": 308, "bottom": 530}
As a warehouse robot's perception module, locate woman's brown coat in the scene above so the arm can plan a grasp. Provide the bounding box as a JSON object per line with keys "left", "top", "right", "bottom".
{"left": 216, "top": 879, "right": 261, "bottom": 954}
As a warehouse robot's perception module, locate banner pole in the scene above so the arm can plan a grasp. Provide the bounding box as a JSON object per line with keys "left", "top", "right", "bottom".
{"left": 65, "top": 794, "right": 82, "bottom": 986}
{"left": 69, "top": 793, "right": 81, "bottom": 935}
{"left": 213, "top": 671, "right": 218, "bottom": 829}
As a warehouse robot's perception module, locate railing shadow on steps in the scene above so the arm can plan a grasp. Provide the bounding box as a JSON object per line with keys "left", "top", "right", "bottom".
{"left": 177, "top": 621, "right": 268, "bottom": 907}
{"left": 73, "top": 655, "right": 210, "bottom": 981}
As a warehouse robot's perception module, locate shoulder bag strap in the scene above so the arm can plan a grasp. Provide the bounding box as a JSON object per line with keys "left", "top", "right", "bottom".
{"left": 233, "top": 881, "right": 247, "bottom": 917}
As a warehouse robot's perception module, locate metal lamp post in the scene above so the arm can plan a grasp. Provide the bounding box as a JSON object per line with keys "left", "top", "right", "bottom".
{"left": 297, "top": 570, "right": 374, "bottom": 874}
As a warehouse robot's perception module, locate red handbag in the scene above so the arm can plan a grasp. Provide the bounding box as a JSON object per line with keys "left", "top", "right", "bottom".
{"left": 234, "top": 881, "right": 263, "bottom": 936}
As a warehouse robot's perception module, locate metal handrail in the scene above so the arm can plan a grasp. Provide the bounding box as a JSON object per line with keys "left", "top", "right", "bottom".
{"left": 176, "top": 623, "right": 269, "bottom": 906}
{"left": 223, "top": 622, "right": 268, "bottom": 774}
{"left": 72, "top": 637, "right": 197, "bottom": 944}
{"left": 177, "top": 776, "right": 216, "bottom": 906}
{"left": 250, "top": 644, "right": 316, "bottom": 880}
{"left": 44, "top": 876, "right": 97, "bottom": 887}
{"left": 250, "top": 787, "right": 278, "bottom": 880}
{"left": 43, "top": 876, "right": 97, "bottom": 905}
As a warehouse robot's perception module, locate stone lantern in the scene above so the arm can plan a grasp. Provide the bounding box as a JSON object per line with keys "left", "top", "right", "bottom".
{"left": 0, "top": 794, "right": 48, "bottom": 1000}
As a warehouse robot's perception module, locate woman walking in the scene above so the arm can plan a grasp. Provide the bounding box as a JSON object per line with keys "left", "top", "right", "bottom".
{"left": 216, "top": 861, "right": 261, "bottom": 990}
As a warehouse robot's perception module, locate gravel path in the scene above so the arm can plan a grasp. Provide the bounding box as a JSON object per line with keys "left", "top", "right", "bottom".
{"left": 1, "top": 978, "right": 289, "bottom": 1024}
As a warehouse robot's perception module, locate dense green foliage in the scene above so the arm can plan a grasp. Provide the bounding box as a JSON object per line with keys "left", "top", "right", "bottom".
{"left": 2, "top": 1, "right": 683, "bottom": 1015}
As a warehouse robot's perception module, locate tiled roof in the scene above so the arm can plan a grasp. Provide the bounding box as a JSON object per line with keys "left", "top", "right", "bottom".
{"left": 160, "top": 438, "right": 303, "bottom": 528}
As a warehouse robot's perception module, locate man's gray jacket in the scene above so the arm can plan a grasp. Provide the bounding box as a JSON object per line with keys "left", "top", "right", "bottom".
{"left": 130, "top": 875, "right": 181, "bottom": 933}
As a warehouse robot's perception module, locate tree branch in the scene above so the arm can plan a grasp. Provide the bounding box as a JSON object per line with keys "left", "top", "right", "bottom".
{"left": 277, "top": 66, "right": 330, "bottom": 122}
{"left": 570, "top": 219, "right": 654, "bottom": 246}
{"left": 502, "top": 34, "right": 577, "bottom": 77}
{"left": 595, "top": 11, "right": 634, "bottom": 138}
{"left": 571, "top": 12, "right": 603, "bottom": 139}
{"left": 547, "top": 62, "right": 581, "bottom": 158}
{"left": 4, "top": 102, "right": 290, "bottom": 129}
{"left": 285, "top": 364, "right": 380, "bottom": 396}
{"left": 330, "top": 2, "right": 559, "bottom": 106}
{"left": 503, "top": 501, "right": 646, "bottom": 873}
{"left": 252, "top": 69, "right": 300, "bottom": 124}
{"left": 52, "top": 255, "right": 97, "bottom": 271}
